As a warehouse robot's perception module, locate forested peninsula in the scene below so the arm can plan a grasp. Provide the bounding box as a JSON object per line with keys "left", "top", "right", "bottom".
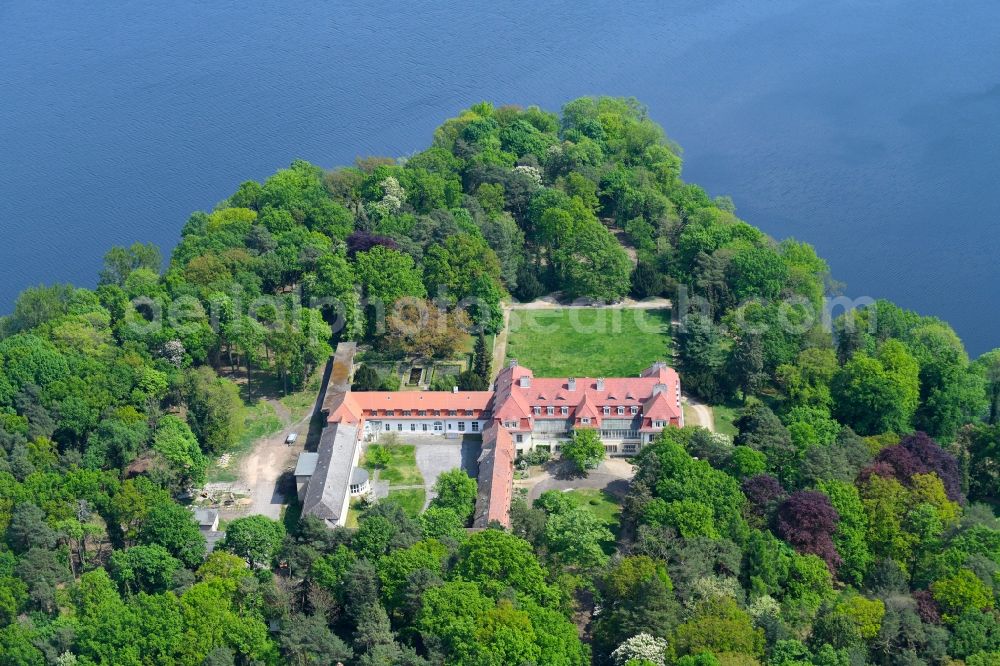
{"left": 1, "top": 97, "right": 999, "bottom": 666}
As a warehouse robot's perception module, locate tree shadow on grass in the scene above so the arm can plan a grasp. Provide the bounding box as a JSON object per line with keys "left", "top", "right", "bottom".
{"left": 603, "top": 479, "right": 630, "bottom": 500}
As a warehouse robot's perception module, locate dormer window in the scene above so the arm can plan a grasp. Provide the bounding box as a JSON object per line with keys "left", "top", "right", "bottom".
{"left": 386, "top": 410, "right": 395, "bottom": 417}
{"left": 402, "top": 410, "right": 411, "bottom": 416}
{"left": 654, "top": 420, "right": 666, "bottom": 428}
{"left": 603, "top": 406, "right": 611, "bottom": 416}
{"left": 581, "top": 417, "right": 591, "bottom": 425}
{"left": 533, "top": 406, "right": 541, "bottom": 415}
{"left": 630, "top": 406, "right": 639, "bottom": 415}
{"left": 617, "top": 406, "right": 625, "bottom": 416}
{"left": 561, "top": 406, "right": 569, "bottom": 416}
{"left": 547, "top": 406, "right": 554, "bottom": 416}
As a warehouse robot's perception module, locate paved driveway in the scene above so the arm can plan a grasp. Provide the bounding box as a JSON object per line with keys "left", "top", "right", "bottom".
{"left": 410, "top": 436, "right": 481, "bottom": 508}
{"left": 520, "top": 457, "right": 636, "bottom": 503}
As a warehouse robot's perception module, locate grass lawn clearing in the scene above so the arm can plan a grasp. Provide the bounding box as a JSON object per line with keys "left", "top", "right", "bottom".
{"left": 364, "top": 443, "right": 423, "bottom": 486}
{"left": 562, "top": 488, "right": 622, "bottom": 527}
{"left": 278, "top": 367, "right": 324, "bottom": 414}
{"left": 386, "top": 489, "right": 426, "bottom": 517}
{"left": 505, "top": 308, "right": 671, "bottom": 377}
{"left": 711, "top": 402, "right": 741, "bottom": 437}
{"left": 346, "top": 499, "right": 365, "bottom": 528}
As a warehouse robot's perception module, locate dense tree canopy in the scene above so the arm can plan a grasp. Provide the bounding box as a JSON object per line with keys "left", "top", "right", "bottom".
{"left": 0, "top": 96, "right": 998, "bottom": 665}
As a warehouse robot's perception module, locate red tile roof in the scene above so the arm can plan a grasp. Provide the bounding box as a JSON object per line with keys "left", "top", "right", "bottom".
{"left": 474, "top": 423, "right": 515, "bottom": 528}
{"left": 492, "top": 361, "right": 681, "bottom": 428}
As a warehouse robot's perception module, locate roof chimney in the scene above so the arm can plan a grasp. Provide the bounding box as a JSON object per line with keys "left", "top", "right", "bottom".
{"left": 509, "top": 359, "right": 518, "bottom": 368}
{"left": 652, "top": 383, "right": 666, "bottom": 396}
{"left": 452, "top": 386, "right": 459, "bottom": 393}
{"left": 567, "top": 378, "right": 576, "bottom": 391}
{"left": 519, "top": 375, "right": 531, "bottom": 388}
{"left": 596, "top": 378, "right": 605, "bottom": 391}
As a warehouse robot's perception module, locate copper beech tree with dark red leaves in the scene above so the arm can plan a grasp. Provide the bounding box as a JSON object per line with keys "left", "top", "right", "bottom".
{"left": 865, "top": 431, "right": 963, "bottom": 502}
{"left": 740, "top": 474, "right": 785, "bottom": 527}
{"left": 346, "top": 229, "right": 399, "bottom": 257}
{"left": 775, "top": 490, "right": 842, "bottom": 572}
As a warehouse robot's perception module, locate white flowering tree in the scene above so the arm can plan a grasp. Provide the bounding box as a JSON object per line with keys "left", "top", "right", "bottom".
{"left": 512, "top": 164, "right": 542, "bottom": 187}
{"left": 367, "top": 176, "right": 406, "bottom": 218}
{"left": 611, "top": 633, "right": 670, "bottom": 666}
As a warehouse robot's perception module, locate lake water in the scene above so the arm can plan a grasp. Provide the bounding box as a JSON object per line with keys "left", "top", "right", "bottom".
{"left": 2, "top": 1, "right": 998, "bottom": 355}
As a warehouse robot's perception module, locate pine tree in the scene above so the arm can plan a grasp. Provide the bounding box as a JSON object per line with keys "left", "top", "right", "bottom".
{"left": 473, "top": 331, "right": 491, "bottom": 381}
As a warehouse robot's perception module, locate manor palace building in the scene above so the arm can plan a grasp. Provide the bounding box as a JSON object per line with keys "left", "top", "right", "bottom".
{"left": 296, "top": 343, "right": 682, "bottom": 529}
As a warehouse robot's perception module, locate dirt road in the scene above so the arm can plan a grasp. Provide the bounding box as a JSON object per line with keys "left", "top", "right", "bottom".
{"left": 238, "top": 400, "right": 313, "bottom": 520}
{"left": 684, "top": 397, "right": 715, "bottom": 432}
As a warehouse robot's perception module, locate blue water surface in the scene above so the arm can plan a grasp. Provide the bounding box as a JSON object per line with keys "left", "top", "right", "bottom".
{"left": 1, "top": 0, "right": 998, "bottom": 354}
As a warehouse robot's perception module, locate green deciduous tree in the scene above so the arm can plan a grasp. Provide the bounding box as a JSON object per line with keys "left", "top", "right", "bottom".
{"left": 560, "top": 428, "right": 606, "bottom": 474}
{"left": 222, "top": 515, "right": 286, "bottom": 569}
{"left": 107, "top": 544, "right": 181, "bottom": 595}
{"left": 430, "top": 468, "right": 478, "bottom": 522}
{"left": 931, "top": 568, "right": 995, "bottom": 624}
{"left": 152, "top": 414, "right": 208, "bottom": 490}
{"left": 832, "top": 340, "right": 920, "bottom": 436}
{"left": 671, "top": 597, "right": 765, "bottom": 660}
{"left": 183, "top": 367, "right": 244, "bottom": 455}
{"left": 544, "top": 506, "right": 614, "bottom": 569}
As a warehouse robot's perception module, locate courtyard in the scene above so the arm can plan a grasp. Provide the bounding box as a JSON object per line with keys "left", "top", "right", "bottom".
{"left": 362, "top": 434, "right": 481, "bottom": 515}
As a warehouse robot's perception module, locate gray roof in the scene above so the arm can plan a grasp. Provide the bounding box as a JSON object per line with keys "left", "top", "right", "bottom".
{"left": 350, "top": 467, "right": 369, "bottom": 485}
{"left": 300, "top": 421, "right": 359, "bottom": 523}
{"left": 294, "top": 452, "right": 319, "bottom": 477}
{"left": 204, "top": 530, "right": 225, "bottom": 552}
{"left": 192, "top": 508, "right": 218, "bottom": 528}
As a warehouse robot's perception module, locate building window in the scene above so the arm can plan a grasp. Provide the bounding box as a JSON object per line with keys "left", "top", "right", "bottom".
{"left": 395, "top": 423, "right": 401, "bottom": 431}
{"left": 560, "top": 406, "right": 568, "bottom": 416}
{"left": 448, "top": 410, "right": 457, "bottom": 417}
{"left": 458, "top": 422, "right": 466, "bottom": 432}
{"left": 504, "top": 420, "right": 518, "bottom": 429}
{"left": 434, "top": 422, "right": 443, "bottom": 432}
{"left": 403, "top": 410, "right": 411, "bottom": 416}
{"left": 383, "top": 423, "right": 390, "bottom": 431}
{"left": 422, "top": 423, "right": 428, "bottom": 431}
{"left": 546, "top": 406, "right": 554, "bottom": 416}
{"left": 603, "top": 406, "right": 610, "bottom": 415}
{"left": 617, "top": 406, "right": 625, "bottom": 415}
{"left": 630, "top": 406, "right": 638, "bottom": 415}
{"left": 386, "top": 410, "right": 394, "bottom": 417}
{"left": 624, "top": 443, "right": 637, "bottom": 453}
{"left": 533, "top": 406, "right": 541, "bottom": 415}
{"left": 472, "top": 421, "right": 479, "bottom": 432}
{"left": 516, "top": 434, "right": 524, "bottom": 443}
{"left": 654, "top": 420, "right": 665, "bottom": 428}
{"left": 419, "top": 410, "right": 427, "bottom": 416}
{"left": 581, "top": 417, "right": 591, "bottom": 425}
{"left": 410, "top": 423, "right": 416, "bottom": 431}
